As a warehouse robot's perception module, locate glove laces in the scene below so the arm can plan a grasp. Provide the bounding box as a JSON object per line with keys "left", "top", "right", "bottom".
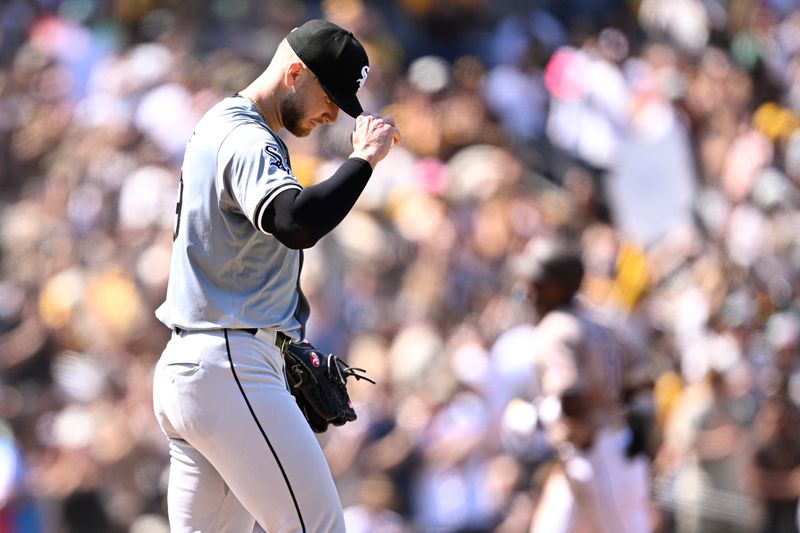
{"left": 328, "top": 354, "right": 376, "bottom": 385}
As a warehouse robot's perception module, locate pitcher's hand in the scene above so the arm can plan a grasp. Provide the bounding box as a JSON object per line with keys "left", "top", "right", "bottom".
{"left": 350, "top": 113, "right": 401, "bottom": 167}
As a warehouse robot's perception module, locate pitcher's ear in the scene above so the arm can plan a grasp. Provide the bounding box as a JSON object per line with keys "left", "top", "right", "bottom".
{"left": 284, "top": 61, "right": 304, "bottom": 88}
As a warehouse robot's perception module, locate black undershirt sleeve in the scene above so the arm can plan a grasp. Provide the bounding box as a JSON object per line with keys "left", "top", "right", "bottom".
{"left": 259, "top": 157, "right": 373, "bottom": 249}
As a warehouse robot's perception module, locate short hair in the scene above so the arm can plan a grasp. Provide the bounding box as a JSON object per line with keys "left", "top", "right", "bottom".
{"left": 513, "top": 237, "right": 584, "bottom": 297}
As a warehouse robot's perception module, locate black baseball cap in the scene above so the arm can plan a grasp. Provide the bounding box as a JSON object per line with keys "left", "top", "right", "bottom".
{"left": 287, "top": 19, "right": 369, "bottom": 118}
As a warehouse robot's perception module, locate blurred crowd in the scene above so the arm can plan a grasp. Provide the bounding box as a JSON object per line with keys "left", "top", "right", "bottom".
{"left": 2, "top": 0, "right": 800, "bottom": 531}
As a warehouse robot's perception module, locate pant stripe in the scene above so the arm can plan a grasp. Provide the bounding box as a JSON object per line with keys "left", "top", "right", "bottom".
{"left": 223, "top": 329, "right": 307, "bottom": 532}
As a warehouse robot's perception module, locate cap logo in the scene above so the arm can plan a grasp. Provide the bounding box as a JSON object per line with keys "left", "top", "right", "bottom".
{"left": 356, "top": 65, "right": 369, "bottom": 89}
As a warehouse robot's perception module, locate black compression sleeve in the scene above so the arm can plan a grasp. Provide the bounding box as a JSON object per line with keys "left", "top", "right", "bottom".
{"left": 260, "top": 157, "right": 373, "bottom": 249}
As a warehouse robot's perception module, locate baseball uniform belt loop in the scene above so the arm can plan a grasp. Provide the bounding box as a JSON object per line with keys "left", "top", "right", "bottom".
{"left": 275, "top": 331, "right": 292, "bottom": 352}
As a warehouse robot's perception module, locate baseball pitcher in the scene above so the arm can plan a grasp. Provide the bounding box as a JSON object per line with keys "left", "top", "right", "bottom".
{"left": 152, "top": 19, "right": 400, "bottom": 533}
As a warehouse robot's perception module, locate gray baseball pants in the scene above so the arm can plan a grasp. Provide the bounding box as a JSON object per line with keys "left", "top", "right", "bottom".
{"left": 152, "top": 328, "right": 345, "bottom": 533}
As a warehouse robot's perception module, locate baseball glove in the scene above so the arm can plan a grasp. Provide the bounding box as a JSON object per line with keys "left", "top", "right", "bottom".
{"left": 282, "top": 339, "right": 375, "bottom": 433}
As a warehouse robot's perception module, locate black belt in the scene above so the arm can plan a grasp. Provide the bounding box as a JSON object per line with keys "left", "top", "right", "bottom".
{"left": 174, "top": 327, "right": 292, "bottom": 351}
{"left": 274, "top": 331, "right": 291, "bottom": 351}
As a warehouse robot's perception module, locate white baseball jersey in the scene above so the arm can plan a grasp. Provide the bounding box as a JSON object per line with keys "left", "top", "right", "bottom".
{"left": 156, "top": 96, "right": 308, "bottom": 336}
{"left": 527, "top": 306, "right": 651, "bottom": 533}
{"left": 533, "top": 305, "right": 626, "bottom": 402}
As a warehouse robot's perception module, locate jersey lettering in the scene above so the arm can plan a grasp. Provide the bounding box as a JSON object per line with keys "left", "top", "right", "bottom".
{"left": 264, "top": 145, "right": 290, "bottom": 174}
